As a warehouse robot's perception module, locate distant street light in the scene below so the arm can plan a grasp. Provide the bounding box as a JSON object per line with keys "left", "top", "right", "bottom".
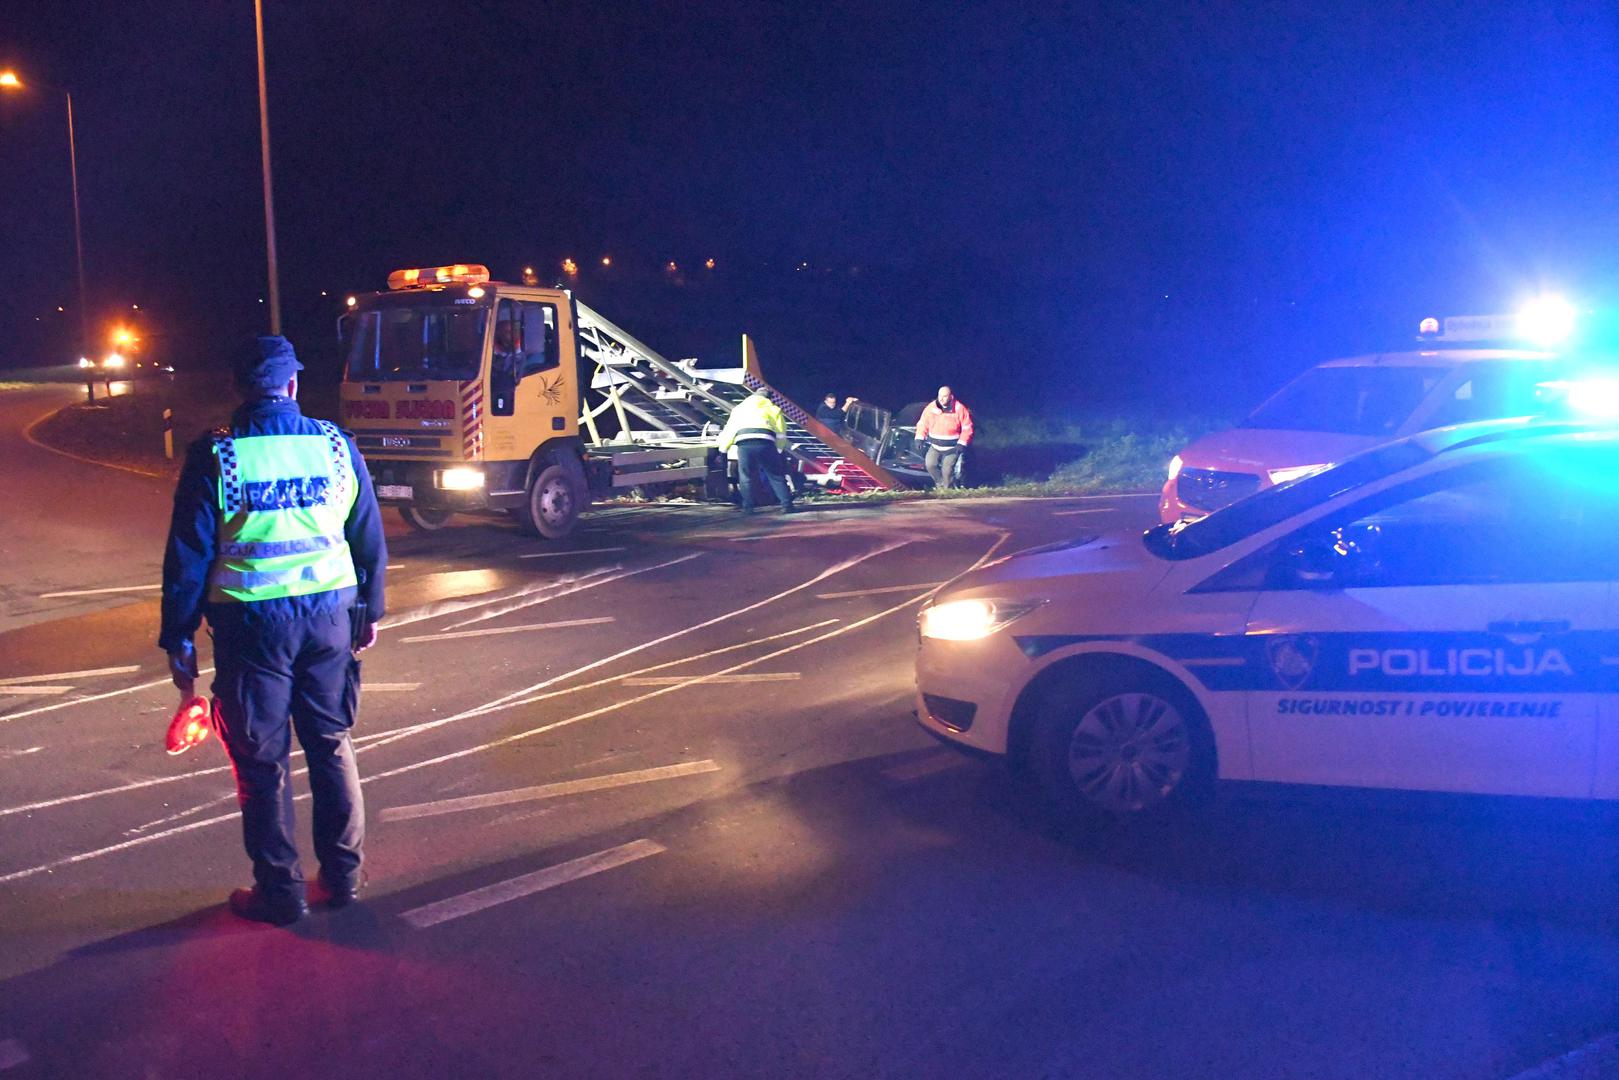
{"left": 0, "top": 68, "right": 91, "bottom": 390}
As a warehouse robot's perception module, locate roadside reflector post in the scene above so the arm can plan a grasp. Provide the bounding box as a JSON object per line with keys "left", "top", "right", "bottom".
{"left": 163, "top": 407, "right": 174, "bottom": 460}
{"left": 85, "top": 371, "right": 95, "bottom": 403}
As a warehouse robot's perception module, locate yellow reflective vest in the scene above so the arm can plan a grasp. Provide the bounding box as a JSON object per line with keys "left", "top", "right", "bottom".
{"left": 718, "top": 393, "right": 787, "bottom": 452}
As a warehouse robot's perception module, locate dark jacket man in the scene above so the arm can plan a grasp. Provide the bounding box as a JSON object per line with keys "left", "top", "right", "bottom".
{"left": 159, "top": 335, "right": 387, "bottom": 924}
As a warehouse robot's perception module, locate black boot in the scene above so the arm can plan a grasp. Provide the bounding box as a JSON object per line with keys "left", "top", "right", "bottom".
{"left": 228, "top": 887, "right": 308, "bottom": 926}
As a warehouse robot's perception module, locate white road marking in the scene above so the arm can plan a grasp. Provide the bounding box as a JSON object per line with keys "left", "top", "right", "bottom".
{"left": 443, "top": 554, "right": 701, "bottom": 629}
{"left": 728, "top": 532, "right": 804, "bottom": 542}
{"left": 387, "top": 564, "right": 404, "bottom": 569}
{"left": 358, "top": 574, "right": 954, "bottom": 788}
{"left": 0, "top": 686, "right": 73, "bottom": 696}
{"left": 1053, "top": 508, "right": 1114, "bottom": 516}
{"left": 0, "top": 622, "right": 838, "bottom": 820}
{"left": 442, "top": 541, "right": 911, "bottom": 723}
{"left": 381, "top": 565, "right": 623, "bottom": 630}
{"left": 817, "top": 583, "right": 946, "bottom": 599}
{"left": 0, "top": 1038, "right": 29, "bottom": 1071}
{"left": 0, "top": 807, "right": 241, "bottom": 884}
{"left": 380, "top": 760, "right": 721, "bottom": 822}
{"left": 621, "top": 673, "right": 800, "bottom": 686}
{"left": 1055, "top": 492, "right": 1157, "bottom": 500}
{"left": 883, "top": 754, "right": 970, "bottom": 783}
{"left": 400, "top": 839, "right": 666, "bottom": 929}
{"left": 364, "top": 682, "right": 424, "bottom": 691}
{"left": 126, "top": 796, "right": 232, "bottom": 836}
{"left": 0, "top": 573, "right": 930, "bottom": 881}
{"left": 0, "top": 664, "right": 140, "bottom": 685}
{"left": 519, "top": 546, "right": 627, "bottom": 559}
{"left": 37, "top": 583, "right": 160, "bottom": 599}
{"left": 0, "top": 747, "right": 42, "bottom": 760}
{"left": 364, "top": 620, "right": 839, "bottom": 748}
{"left": 403, "top": 616, "right": 614, "bottom": 644}
{"left": 0, "top": 537, "right": 972, "bottom": 879}
{"left": 0, "top": 670, "right": 211, "bottom": 725}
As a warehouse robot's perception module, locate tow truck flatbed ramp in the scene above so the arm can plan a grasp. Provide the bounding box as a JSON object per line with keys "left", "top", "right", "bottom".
{"left": 575, "top": 301, "right": 902, "bottom": 492}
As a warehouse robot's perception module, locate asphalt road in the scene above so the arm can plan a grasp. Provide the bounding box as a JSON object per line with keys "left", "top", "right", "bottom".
{"left": 1, "top": 405, "right": 1618, "bottom": 1079}
{"left": 0, "top": 383, "right": 170, "bottom": 635}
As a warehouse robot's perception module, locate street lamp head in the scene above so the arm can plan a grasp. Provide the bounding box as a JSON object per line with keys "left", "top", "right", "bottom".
{"left": 0, "top": 71, "right": 22, "bottom": 89}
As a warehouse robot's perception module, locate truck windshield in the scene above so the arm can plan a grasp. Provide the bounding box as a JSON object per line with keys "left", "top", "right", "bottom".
{"left": 345, "top": 293, "right": 489, "bottom": 382}
{"left": 1241, "top": 365, "right": 1446, "bottom": 436}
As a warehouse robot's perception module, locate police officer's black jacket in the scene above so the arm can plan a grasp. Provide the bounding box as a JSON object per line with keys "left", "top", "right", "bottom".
{"left": 158, "top": 396, "right": 387, "bottom": 653}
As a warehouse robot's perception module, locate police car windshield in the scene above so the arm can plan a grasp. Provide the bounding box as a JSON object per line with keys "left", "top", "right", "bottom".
{"left": 1242, "top": 365, "right": 1446, "bottom": 435}
{"left": 345, "top": 292, "right": 490, "bottom": 383}
{"left": 1149, "top": 440, "right": 1432, "bottom": 559}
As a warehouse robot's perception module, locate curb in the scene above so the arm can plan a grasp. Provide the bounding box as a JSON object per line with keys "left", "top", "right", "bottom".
{"left": 22, "top": 402, "right": 168, "bottom": 481}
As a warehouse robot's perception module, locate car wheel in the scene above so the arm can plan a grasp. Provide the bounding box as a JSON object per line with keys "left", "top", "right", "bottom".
{"left": 400, "top": 505, "right": 454, "bottom": 531}
{"left": 519, "top": 457, "right": 587, "bottom": 539}
{"left": 1029, "top": 667, "right": 1214, "bottom": 825}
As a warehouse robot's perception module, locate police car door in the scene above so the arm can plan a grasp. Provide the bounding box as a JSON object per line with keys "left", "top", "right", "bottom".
{"left": 1241, "top": 449, "right": 1614, "bottom": 798}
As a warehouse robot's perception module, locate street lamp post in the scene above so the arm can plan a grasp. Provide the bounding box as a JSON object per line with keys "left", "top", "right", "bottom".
{"left": 254, "top": 0, "right": 282, "bottom": 336}
{"left": 1, "top": 69, "right": 93, "bottom": 397}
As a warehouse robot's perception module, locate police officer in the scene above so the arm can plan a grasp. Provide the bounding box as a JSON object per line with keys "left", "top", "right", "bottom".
{"left": 718, "top": 389, "right": 797, "bottom": 513}
{"left": 158, "top": 336, "right": 387, "bottom": 925}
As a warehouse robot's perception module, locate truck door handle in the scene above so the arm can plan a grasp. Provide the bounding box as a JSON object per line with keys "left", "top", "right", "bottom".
{"left": 1487, "top": 619, "right": 1571, "bottom": 636}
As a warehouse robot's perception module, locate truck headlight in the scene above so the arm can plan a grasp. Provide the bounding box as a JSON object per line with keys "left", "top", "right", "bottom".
{"left": 920, "top": 598, "right": 1044, "bottom": 641}
{"left": 436, "top": 467, "right": 485, "bottom": 491}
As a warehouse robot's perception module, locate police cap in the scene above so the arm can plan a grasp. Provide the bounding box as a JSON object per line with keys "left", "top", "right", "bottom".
{"left": 234, "top": 335, "right": 304, "bottom": 392}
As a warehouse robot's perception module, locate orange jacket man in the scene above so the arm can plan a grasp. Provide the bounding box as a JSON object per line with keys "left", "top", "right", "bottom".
{"left": 916, "top": 385, "right": 974, "bottom": 489}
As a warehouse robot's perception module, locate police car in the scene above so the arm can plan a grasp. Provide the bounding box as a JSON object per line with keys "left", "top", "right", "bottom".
{"left": 1159, "top": 304, "right": 1588, "bottom": 523}
{"left": 916, "top": 418, "right": 1619, "bottom": 822}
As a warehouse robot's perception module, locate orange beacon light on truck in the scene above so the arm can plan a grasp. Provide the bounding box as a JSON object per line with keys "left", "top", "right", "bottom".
{"left": 166, "top": 696, "right": 218, "bottom": 756}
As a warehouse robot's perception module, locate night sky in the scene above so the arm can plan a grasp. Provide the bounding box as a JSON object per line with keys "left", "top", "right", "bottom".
{"left": 4, "top": 1, "right": 1618, "bottom": 417}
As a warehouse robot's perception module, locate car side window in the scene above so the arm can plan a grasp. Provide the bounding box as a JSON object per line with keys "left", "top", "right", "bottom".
{"left": 1423, "top": 364, "right": 1554, "bottom": 429}
{"left": 517, "top": 302, "right": 559, "bottom": 378}
{"left": 1204, "top": 450, "right": 1619, "bottom": 591}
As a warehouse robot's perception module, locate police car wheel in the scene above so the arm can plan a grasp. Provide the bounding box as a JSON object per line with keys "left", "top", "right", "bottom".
{"left": 521, "top": 459, "right": 586, "bottom": 540}
{"left": 1030, "top": 669, "right": 1213, "bottom": 823}
{"left": 400, "top": 505, "right": 453, "bottom": 531}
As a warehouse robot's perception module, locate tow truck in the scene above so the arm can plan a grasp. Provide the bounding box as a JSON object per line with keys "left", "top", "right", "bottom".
{"left": 338, "top": 263, "right": 906, "bottom": 538}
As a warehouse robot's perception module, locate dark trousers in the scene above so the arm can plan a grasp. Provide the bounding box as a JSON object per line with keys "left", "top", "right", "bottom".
{"left": 212, "top": 610, "right": 364, "bottom": 901}
{"left": 925, "top": 445, "right": 962, "bottom": 489}
{"left": 735, "top": 440, "right": 794, "bottom": 511}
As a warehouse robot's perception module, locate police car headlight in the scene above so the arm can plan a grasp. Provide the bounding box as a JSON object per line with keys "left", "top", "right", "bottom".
{"left": 920, "top": 598, "right": 1044, "bottom": 641}
{"left": 1267, "top": 463, "right": 1327, "bottom": 486}
{"left": 436, "top": 467, "right": 485, "bottom": 491}
{"left": 1167, "top": 454, "right": 1184, "bottom": 481}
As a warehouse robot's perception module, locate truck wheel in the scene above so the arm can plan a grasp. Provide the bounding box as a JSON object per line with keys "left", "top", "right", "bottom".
{"left": 520, "top": 457, "right": 587, "bottom": 539}
{"left": 400, "top": 505, "right": 453, "bottom": 531}
{"left": 1028, "top": 666, "right": 1214, "bottom": 827}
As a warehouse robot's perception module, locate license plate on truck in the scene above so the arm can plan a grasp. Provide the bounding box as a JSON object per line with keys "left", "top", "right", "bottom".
{"left": 378, "top": 485, "right": 412, "bottom": 500}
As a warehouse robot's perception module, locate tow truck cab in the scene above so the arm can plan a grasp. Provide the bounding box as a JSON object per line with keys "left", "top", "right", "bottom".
{"left": 339, "top": 263, "right": 717, "bottom": 539}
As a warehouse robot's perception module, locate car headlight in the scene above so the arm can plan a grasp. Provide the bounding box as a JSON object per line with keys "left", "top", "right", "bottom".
{"left": 1266, "top": 463, "right": 1327, "bottom": 486}
{"left": 436, "top": 467, "right": 485, "bottom": 491}
{"left": 1166, "top": 454, "right": 1184, "bottom": 481}
{"left": 919, "top": 598, "right": 1045, "bottom": 641}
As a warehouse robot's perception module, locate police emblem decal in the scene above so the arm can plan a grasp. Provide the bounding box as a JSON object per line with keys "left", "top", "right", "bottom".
{"left": 1266, "top": 635, "right": 1320, "bottom": 690}
{"left": 542, "top": 374, "right": 564, "bottom": 406}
